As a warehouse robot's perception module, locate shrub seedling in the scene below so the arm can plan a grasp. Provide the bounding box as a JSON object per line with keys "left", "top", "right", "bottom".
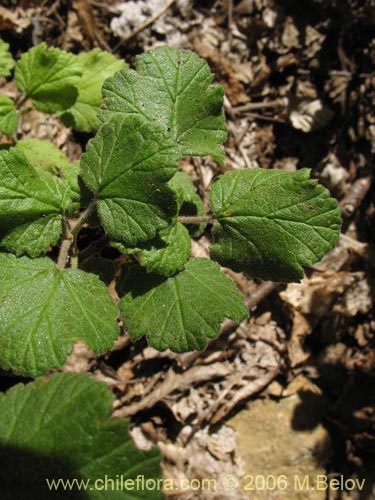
{"left": 0, "top": 41, "right": 342, "bottom": 497}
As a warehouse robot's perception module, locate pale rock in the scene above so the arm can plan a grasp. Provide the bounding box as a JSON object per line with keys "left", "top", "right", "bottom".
{"left": 229, "top": 395, "right": 331, "bottom": 499}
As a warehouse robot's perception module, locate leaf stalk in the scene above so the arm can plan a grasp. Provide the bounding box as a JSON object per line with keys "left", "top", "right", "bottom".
{"left": 178, "top": 215, "right": 215, "bottom": 224}
{"left": 56, "top": 200, "right": 97, "bottom": 270}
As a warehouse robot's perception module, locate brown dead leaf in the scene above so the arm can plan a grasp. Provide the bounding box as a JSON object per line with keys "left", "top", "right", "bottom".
{"left": 282, "top": 374, "right": 322, "bottom": 397}
{"left": 337, "top": 277, "right": 372, "bottom": 316}
{"left": 72, "top": 0, "right": 111, "bottom": 50}
{"left": 117, "top": 360, "right": 135, "bottom": 382}
{"left": 62, "top": 340, "right": 96, "bottom": 373}
{"left": 73, "top": 0, "right": 96, "bottom": 43}
{"left": 319, "top": 152, "right": 350, "bottom": 197}
{"left": 280, "top": 271, "right": 369, "bottom": 366}
{"left": 288, "top": 97, "right": 334, "bottom": 132}
{"left": 249, "top": 54, "right": 271, "bottom": 89}
{"left": 313, "top": 234, "right": 367, "bottom": 272}
{"left": 0, "top": 6, "right": 31, "bottom": 31}
{"left": 282, "top": 16, "right": 300, "bottom": 49}
{"left": 287, "top": 310, "right": 315, "bottom": 367}
{"left": 304, "top": 25, "right": 325, "bottom": 60}
{"left": 276, "top": 53, "right": 299, "bottom": 71}
{"left": 325, "top": 72, "right": 351, "bottom": 110}
{"left": 191, "top": 36, "right": 248, "bottom": 106}
{"left": 236, "top": 17, "right": 270, "bottom": 47}
{"left": 64, "top": 10, "right": 84, "bottom": 49}
{"left": 280, "top": 271, "right": 360, "bottom": 316}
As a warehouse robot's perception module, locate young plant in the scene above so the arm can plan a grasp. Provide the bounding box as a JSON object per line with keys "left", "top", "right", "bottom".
{"left": 0, "top": 43, "right": 341, "bottom": 497}
{"left": 0, "top": 39, "right": 127, "bottom": 134}
{"left": 0, "top": 44, "right": 342, "bottom": 378}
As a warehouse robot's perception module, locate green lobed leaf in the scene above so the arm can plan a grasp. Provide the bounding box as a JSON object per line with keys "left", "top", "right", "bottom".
{"left": 1, "top": 215, "right": 63, "bottom": 258}
{"left": 0, "top": 254, "right": 119, "bottom": 377}
{"left": 139, "top": 222, "right": 191, "bottom": 276}
{"left": 168, "top": 171, "right": 207, "bottom": 237}
{"left": 16, "top": 138, "right": 71, "bottom": 173}
{"left": 15, "top": 139, "right": 81, "bottom": 203}
{"left": 15, "top": 43, "right": 82, "bottom": 113}
{"left": 210, "top": 168, "right": 342, "bottom": 282}
{"left": 99, "top": 46, "right": 227, "bottom": 162}
{"left": 0, "top": 94, "right": 18, "bottom": 135}
{"left": 0, "top": 147, "right": 78, "bottom": 257}
{"left": 60, "top": 48, "right": 127, "bottom": 132}
{"left": 119, "top": 258, "right": 248, "bottom": 352}
{"left": 0, "top": 372, "right": 163, "bottom": 500}
{"left": 0, "top": 38, "right": 15, "bottom": 77}
{"left": 81, "top": 115, "right": 180, "bottom": 246}
{"left": 113, "top": 222, "right": 191, "bottom": 276}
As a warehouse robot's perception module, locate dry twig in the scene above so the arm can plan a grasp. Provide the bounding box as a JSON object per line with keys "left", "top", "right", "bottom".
{"left": 113, "top": 0, "right": 176, "bottom": 51}
{"left": 113, "top": 363, "right": 230, "bottom": 417}
{"left": 340, "top": 175, "right": 373, "bottom": 217}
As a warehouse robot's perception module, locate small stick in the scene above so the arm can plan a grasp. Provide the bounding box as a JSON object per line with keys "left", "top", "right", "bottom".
{"left": 227, "top": 0, "right": 233, "bottom": 49}
{"left": 113, "top": 0, "right": 176, "bottom": 51}
{"left": 244, "top": 112, "right": 286, "bottom": 124}
{"left": 340, "top": 175, "right": 372, "bottom": 217}
{"left": 238, "top": 144, "right": 252, "bottom": 169}
{"left": 232, "top": 98, "right": 288, "bottom": 114}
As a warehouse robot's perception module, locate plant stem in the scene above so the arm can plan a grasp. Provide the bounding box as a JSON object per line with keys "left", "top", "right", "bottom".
{"left": 15, "top": 94, "right": 29, "bottom": 111}
{"left": 71, "top": 199, "right": 97, "bottom": 238}
{"left": 57, "top": 237, "right": 73, "bottom": 270}
{"left": 70, "top": 255, "right": 79, "bottom": 270}
{"left": 56, "top": 200, "right": 97, "bottom": 270}
{"left": 178, "top": 215, "right": 215, "bottom": 224}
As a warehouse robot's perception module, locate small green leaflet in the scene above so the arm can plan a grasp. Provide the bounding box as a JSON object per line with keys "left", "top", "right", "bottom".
{"left": 1, "top": 216, "right": 62, "bottom": 259}
{"left": 0, "top": 147, "right": 77, "bottom": 257}
{"left": 0, "top": 373, "right": 163, "bottom": 500}
{"left": 60, "top": 48, "right": 127, "bottom": 132}
{"left": 81, "top": 115, "right": 180, "bottom": 246}
{"left": 139, "top": 223, "right": 191, "bottom": 275}
{"left": 114, "top": 222, "right": 191, "bottom": 277}
{"left": 15, "top": 139, "right": 81, "bottom": 203}
{"left": 0, "top": 254, "right": 119, "bottom": 377}
{"left": 0, "top": 94, "right": 18, "bottom": 135}
{"left": 210, "top": 168, "right": 342, "bottom": 282}
{"left": 119, "top": 258, "right": 248, "bottom": 352}
{"left": 168, "top": 171, "right": 207, "bottom": 237}
{"left": 115, "top": 222, "right": 191, "bottom": 276}
{"left": 15, "top": 43, "right": 82, "bottom": 113}
{"left": 16, "top": 138, "right": 71, "bottom": 173}
{"left": 0, "top": 38, "right": 15, "bottom": 77}
{"left": 99, "top": 46, "right": 227, "bottom": 162}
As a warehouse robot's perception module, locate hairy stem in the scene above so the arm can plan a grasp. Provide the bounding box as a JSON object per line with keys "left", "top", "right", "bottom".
{"left": 56, "top": 200, "right": 97, "bottom": 270}
{"left": 178, "top": 215, "right": 215, "bottom": 224}
{"left": 15, "top": 94, "right": 29, "bottom": 111}
{"left": 57, "top": 238, "right": 73, "bottom": 270}
{"left": 71, "top": 199, "right": 97, "bottom": 238}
